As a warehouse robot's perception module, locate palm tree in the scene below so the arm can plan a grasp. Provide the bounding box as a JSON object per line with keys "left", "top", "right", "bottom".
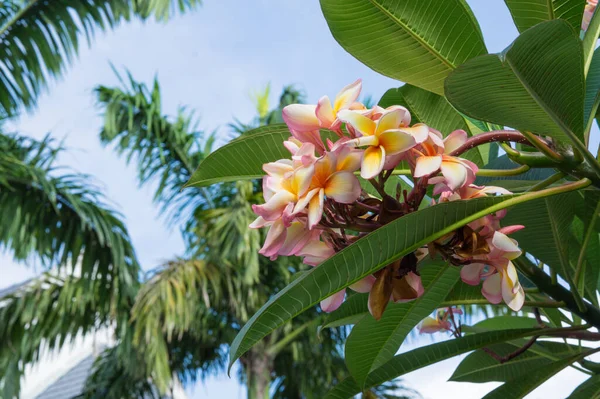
{"left": 0, "top": 0, "right": 201, "bottom": 117}
{"left": 0, "top": 133, "right": 141, "bottom": 397}
{"left": 0, "top": 1, "right": 201, "bottom": 396}
{"left": 86, "top": 72, "right": 417, "bottom": 399}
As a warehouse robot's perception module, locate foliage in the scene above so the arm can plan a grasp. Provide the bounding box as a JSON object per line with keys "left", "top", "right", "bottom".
{"left": 0, "top": 133, "right": 140, "bottom": 397}
{"left": 185, "top": 1, "right": 600, "bottom": 398}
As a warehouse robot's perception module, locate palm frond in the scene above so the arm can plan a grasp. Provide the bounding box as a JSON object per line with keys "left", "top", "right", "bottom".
{"left": 0, "top": 0, "right": 201, "bottom": 116}
{"left": 0, "top": 133, "right": 140, "bottom": 295}
{"left": 94, "top": 69, "right": 215, "bottom": 224}
{"left": 0, "top": 274, "right": 125, "bottom": 398}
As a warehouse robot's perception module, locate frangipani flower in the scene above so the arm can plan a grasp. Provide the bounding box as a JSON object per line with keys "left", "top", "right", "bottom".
{"left": 460, "top": 228, "right": 526, "bottom": 311}
{"left": 482, "top": 260, "right": 525, "bottom": 311}
{"left": 253, "top": 162, "right": 314, "bottom": 223}
{"left": 252, "top": 218, "right": 317, "bottom": 260}
{"left": 338, "top": 108, "right": 428, "bottom": 179}
{"left": 294, "top": 146, "right": 362, "bottom": 228}
{"left": 413, "top": 129, "right": 478, "bottom": 191}
{"left": 419, "top": 307, "right": 463, "bottom": 334}
{"left": 282, "top": 79, "right": 363, "bottom": 134}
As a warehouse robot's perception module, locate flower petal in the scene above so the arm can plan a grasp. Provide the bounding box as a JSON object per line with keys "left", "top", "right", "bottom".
{"left": 298, "top": 240, "right": 334, "bottom": 266}
{"left": 252, "top": 190, "right": 296, "bottom": 221}
{"left": 361, "top": 146, "right": 386, "bottom": 179}
{"left": 278, "top": 221, "right": 312, "bottom": 256}
{"left": 419, "top": 317, "right": 448, "bottom": 334}
{"left": 307, "top": 188, "right": 325, "bottom": 229}
{"left": 461, "top": 263, "right": 485, "bottom": 285}
{"left": 258, "top": 220, "right": 287, "bottom": 258}
{"left": 481, "top": 273, "right": 503, "bottom": 304}
{"left": 491, "top": 231, "right": 522, "bottom": 259}
{"left": 333, "top": 79, "right": 362, "bottom": 112}
{"left": 443, "top": 130, "right": 468, "bottom": 154}
{"left": 414, "top": 155, "right": 442, "bottom": 177}
{"left": 375, "top": 108, "right": 404, "bottom": 135}
{"left": 335, "top": 146, "right": 362, "bottom": 172}
{"left": 349, "top": 275, "right": 376, "bottom": 293}
{"left": 316, "top": 95, "right": 336, "bottom": 128}
{"left": 320, "top": 290, "right": 346, "bottom": 312}
{"left": 502, "top": 261, "right": 525, "bottom": 311}
{"left": 378, "top": 129, "right": 417, "bottom": 155}
{"left": 325, "top": 171, "right": 361, "bottom": 204}
{"left": 440, "top": 158, "right": 468, "bottom": 190}
{"left": 282, "top": 104, "right": 320, "bottom": 132}
{"left": 290, "top": 165, "right": 315, "bottom": 197}
{"left": 249, "top": 216, "right": 269, "bottom": 229}
{"left": 401, "top": 123, "right": 430, "bottom": 143}
{"left": 338, "top": 109, "right": 376, "bottom": 137}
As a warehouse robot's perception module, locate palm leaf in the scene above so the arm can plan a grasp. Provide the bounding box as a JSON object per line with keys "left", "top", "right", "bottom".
{"left": 0, "top": 0, "right": 201, "bottom": 116}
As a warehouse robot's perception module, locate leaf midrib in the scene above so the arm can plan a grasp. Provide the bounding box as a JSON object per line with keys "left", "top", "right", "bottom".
{"left": 504, "top": 55, "right": 582, "bottom": 142}
{"left": 453, "top": 352, "right": 549, "bottom": 381}
{"left": 367, "top": 0, "right": 455, "bottom": 70}
{"left": 547, "top": 0, "right": 555, "bottom": 20}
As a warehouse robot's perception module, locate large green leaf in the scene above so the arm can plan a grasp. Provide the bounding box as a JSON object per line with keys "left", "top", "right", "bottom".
{"left": 345, "top": 264, "right": 459, "bottom": 388}
{"left": 445, "top": 20, "right": 585, "bottom": 144}
{"left": 320, "top": 0, "right": 487, "bottom": 95}
{"left": 229, "top": 194, "right": 525, "bottom": 370}
{"left": 503, "top": 0, "right": 586, "bottom": 33}
{"left": 186, "top": 124, "right": 290, "bottom": 187}
{"left": 504, "top": 192, "right": 599, "bottom": 304}
{"left": 451, "top": 341, "right": 582, "bottom": 383}
{"left": 378, "top": 85, "right": 486, "bottom": 165}
{"left": 567, "top": 375, "right": 600, "bottom": 398}
{"left": 324, "top": 328, "right": 545, "bottom": 398}
{"left": 482, "top": 351, "right": 590, "bottom": 399}
{"left": 584, "top": 48, "right": 600, "bottom": 133}
{"left": 323, "top": 293, "right": 369, "bottom": 328}
{"left": 185, "top": 125, "right": 339, "bottom": 187}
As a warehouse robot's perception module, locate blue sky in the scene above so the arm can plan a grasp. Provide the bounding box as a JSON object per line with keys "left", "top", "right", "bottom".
{"left": 1, "top": 1, "right": 597, "bottom": 398}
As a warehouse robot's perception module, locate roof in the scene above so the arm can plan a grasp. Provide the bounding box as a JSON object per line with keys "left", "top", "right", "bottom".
{"left": 35, "top": 354, "right": 96, "bottom": 399}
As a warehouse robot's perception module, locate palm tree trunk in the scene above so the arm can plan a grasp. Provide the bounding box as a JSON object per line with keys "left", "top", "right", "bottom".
{"left": 245, "top": 349, "right": 272, "bottom": 399}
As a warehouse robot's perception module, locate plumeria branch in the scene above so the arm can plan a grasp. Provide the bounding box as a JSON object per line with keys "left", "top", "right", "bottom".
{"left": 448, "top": 130, "right": 532, "bottom": 157}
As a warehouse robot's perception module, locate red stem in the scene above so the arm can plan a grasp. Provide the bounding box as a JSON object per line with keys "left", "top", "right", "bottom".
{"left": 449, "top": 131, "right": 531, "bottom": 157}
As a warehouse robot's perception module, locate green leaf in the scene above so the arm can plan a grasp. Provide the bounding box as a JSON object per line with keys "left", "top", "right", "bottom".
{"left": 584, "top": 48, "right": 600, "bottom": 133}
{"left": 378, "top": 85, "right": 486, "bottom": 165}
{"left": 344, "top": 264, "right": 459, "bottom": 388}
{"left": 445, "top": 20, "right": 585, "bottom": 144}
{"left": 567, "top": 375, "right": 600, "bottom": 398}
{"left": 323, "top": 293, "right": 369, "bottom": 328}
{"left": 503, "top": 0, "right": 586, "bottom": 33}
{"left": 504, "top": 192, "right": 598, "bottom": 303}
{"left": 324, "top": 328, "right": 545, "bottom": 398}
{"left": 471, "top": 316, "right": 539, "bottom": 331}
{"left": 451, "top": 340, "right": 583, "bottom": 383}
{"left": 443, "top": 279, "right": 486, "bottom": 304}
{"left": 185, "top": 124, "right": 291, "bottom": 187}
{"left": 229, "top": 194, "right": 523, "bottom": 371}
{"left": 319, "top": 0, "right": 487, "bottom": 95}
{"left": 482, "top": 351, "right": 590, "bottom": 399}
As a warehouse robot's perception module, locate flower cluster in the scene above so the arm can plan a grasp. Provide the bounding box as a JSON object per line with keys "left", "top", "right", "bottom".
{"left": 251, "top": 80, "right": 525, "bottom": 318}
